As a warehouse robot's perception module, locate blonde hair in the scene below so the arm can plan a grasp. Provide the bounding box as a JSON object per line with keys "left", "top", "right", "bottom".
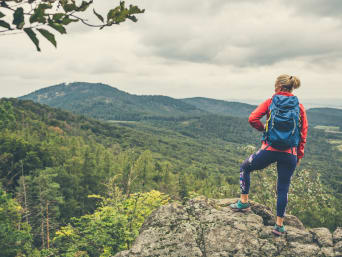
{"left": 275, "top": 74, "right": 301, "bottom": 92}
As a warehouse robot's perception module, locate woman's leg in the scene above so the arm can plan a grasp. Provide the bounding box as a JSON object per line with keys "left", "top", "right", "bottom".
{"left": 275, "top": 153, "right": 297, "bottom": 225}
{"left": 239, "top": 150, "right": 276, "bottom": 202}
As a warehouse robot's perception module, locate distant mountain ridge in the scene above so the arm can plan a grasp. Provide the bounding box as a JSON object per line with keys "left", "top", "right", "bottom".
{"left": 19, "top": 82, "right": 342, "bottom": 129}
{"left": 20, "top": 82, "right": 207, "bottom": 120}
{"left": 182, "top": 97, "right": 255, "bottom": 117}
{"left": 19, "top": 82, "right": 255, "bottom": 121}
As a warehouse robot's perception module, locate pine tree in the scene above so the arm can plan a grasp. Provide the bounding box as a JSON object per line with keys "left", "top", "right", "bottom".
{"left": 0, "top": 184, "right": 33, "bottom": 256}
{"left": 27, "top": 168, "right": 64, "bottom": 249}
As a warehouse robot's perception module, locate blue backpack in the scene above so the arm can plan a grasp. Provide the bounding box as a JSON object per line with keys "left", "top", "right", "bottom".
{"left": 263, "top": 95, "right": 301, "bottom": 150}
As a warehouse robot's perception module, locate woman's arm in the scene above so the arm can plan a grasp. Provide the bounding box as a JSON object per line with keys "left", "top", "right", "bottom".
{"left": 297, "top": 104, "right": 308, "bottom": 159}
{"left": 248, "top": 98, "right": 271, "bottom": 131}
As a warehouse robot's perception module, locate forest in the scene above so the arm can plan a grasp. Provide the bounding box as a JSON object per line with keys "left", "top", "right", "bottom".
{"left": 1, "top": 98, "right": 342, "bottom": 256}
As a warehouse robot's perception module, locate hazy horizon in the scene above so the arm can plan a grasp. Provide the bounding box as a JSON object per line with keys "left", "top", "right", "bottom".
{"left": 10, "top": 81, "right": 342, "bottom": 110}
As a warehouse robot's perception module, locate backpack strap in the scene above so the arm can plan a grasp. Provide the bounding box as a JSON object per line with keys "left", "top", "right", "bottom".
{"left": 265, "top": 96, "right": 273, "bottom": 133}
{"left": 265, "top": 111, "right": 272, "bottom": 132}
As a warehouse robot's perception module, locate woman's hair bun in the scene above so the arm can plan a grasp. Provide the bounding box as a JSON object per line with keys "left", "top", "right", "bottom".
{"left": 289, "top": 75, "right": 301, "bottom": 89}
{"left": 275, "top": 74, "right": 301, "bottom": 92}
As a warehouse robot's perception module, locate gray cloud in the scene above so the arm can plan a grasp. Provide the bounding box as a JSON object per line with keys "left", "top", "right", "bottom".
{"left": 287, "top": 0, "right": 342, "bottom": 18}
{"left": 134, "top": 0, "right": 342, "bottom": 67}
{"left": 0, "top": 0, "right": 342, "bottom": 101}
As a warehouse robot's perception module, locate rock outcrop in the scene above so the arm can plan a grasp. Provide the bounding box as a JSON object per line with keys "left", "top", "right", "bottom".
{"left": 114, "top": 197, "right": 342, "bottom": 257}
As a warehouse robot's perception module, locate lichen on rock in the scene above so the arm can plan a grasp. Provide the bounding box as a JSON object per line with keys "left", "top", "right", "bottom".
{"left": 114, "top": 197, "right": 342, "bottom": 257}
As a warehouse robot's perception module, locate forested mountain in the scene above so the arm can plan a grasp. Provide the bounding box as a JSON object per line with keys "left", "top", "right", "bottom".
{"left": 20, "top": 82, "right": 206, "bottom": 120}
{"left": 181, "top": 97, "right": 256, "bottom": 117}
{"left": 182, "top": 96, "right": 342, "bottom": 129}
{"left": 20, "top": 82, "right": 342, "bottom": 130}
{"left": 17, "top": 82, "right": 342, "bottom": 200}
{"left": 16, "top": 82, "right": 342, "bottom": 199}
{"left": 2, "top": 84, "right": 342, "bottom": 256}
{"left": 306, "top": 108, "right": 342, "bottom": 128}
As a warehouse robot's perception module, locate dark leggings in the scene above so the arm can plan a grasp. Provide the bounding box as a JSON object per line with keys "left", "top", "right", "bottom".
{"left": 240, "top": 149, "right": 297, "bottom": 217}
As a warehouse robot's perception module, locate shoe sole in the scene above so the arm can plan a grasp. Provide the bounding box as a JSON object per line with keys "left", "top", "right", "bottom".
{"left": 272, "top": 229, "right": 284, "bottom": 236}
{"left": 231, "top": 207, "right": 251, "bottom": 212}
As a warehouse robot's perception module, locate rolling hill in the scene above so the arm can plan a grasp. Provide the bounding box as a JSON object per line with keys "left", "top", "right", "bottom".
{"left": 306, "top": 108, "right": 342, "bottom": 128}
{"left": 19, "top": 82, "right": 206, "bottom": 120}
{"left": 20, "top": 82, "right": 342, "bottom": 131}
{"left": 20, "top": 82, "right": 259, "bottom": 121}
{"left": 181, "top": 97, "right": 256, "bottom": 117}
{"left": 17, "top": 82, "right": 342, "bottom": 194}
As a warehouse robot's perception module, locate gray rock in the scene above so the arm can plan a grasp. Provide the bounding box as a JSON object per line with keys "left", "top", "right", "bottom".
{"left": 286, "top": 226, "right": 313, "bottom": 244}
{"left": 320, "top": 247, "right": 335, "bottom": 257}
{"left": 310, "top": 227, "right": 333, "bottom": 247}
{"left": 113, "top": 198, "right": 341, "bottom": 257}
{"left": 250, "top": 201, "right": 275, "bottom": 226}
{"left": 286, "top": 242, "right": 320, "bottom": 256}
{"left": 334, "top": 240, "right": 342, "bottom": 253}
{"left": 284, "top": 214, "right": 305, "bottom": 230}
{"left": 333, "top": 227, "right": 342, "bottom": 243}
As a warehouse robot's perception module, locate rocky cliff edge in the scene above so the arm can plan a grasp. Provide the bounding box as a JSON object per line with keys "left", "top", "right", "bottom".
{"left": 114, "top": 197, "right": 342, "bottom": 257}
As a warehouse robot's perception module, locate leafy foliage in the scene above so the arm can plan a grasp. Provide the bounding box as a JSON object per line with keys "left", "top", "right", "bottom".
{"left": 0, "top": 185, "right": 33, "bottom": 257}
{"left": 0, "top": 0, "right": 144, "bottom": 51}
{"left": 250, "top": 165, "right": 341, "bottom": 230}
{"left": 53, "top": 189, "right": 169, "bottom": 257}
{"left": 0, "top": 96, "right": 342, "bottom": 255}
{"left": 0, "top": 100, "right": 15, "bottom": 129}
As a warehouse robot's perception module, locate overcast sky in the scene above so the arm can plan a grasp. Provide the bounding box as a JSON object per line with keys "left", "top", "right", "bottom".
{"left": 1, "top": 0, "right": 342, "bottom": 104}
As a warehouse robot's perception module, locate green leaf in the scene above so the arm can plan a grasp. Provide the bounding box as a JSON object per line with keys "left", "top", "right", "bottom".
{"left": 127, "top": 15, "right": 137, "bottom": 23}
{"left": 93, "top": 9, "right": 104, "bottom": 23}
{"left": 106, "top": 3, "right": 144, "bottom": 25}
{"left": 128, "top": 5, "right": 145, "bottom": 15}
{"left": 107, "top": 7, "right": 121, "bottom": 23}
{"left": 24, "top": 28, "right": 40, "bottom": 51}
{"left": 61, "top": 1, "right": 77, "bottom": 13}
{"left": 0, "top": 1, "right": 9, "bottom": 8}
{"left": 53, "top": 13, "right": 65, "bottom": 22}
{"left": 0, "top": 11, "right": 5, "bottom": 19}
{"left": 13, "top": 7, "right": 25, "bottom": 29}
{"left": 48, "top": 21, "right": 67, "bottom": 34}
{"left": 61, "top": 16, "right": 78, "bottom": 26}
{"left": 30, "top": 4, "right": 51, "bottom": 24}
{"left": 0, "top": 20, "right": 11, "bottom": 30}
{"left": 38, "top": 3, "right": 52, "bottom": 10}
{"left": 77, "top": 1, "right": 93, "bottom": 12}
{"left": 37, "top": 28, "right": 56, "bottom": 48}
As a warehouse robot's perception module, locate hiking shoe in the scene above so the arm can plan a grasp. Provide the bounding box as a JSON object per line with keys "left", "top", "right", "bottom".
{"left": 272, "top": 224, "right": 286, "bottom": 236}
{"left": 229, "top": 200, "right": 251, "bottom": 212}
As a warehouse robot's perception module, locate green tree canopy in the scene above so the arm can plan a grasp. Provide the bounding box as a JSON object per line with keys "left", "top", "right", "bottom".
{"left": 0, "top": 0, "right": 144, "bottom": 51}
{"left": 0, "top": 185, "right": 33, "bottom": 257}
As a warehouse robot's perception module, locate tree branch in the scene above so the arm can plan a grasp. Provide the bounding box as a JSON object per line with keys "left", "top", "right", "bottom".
{"left": 69, "top": 13, "right": 107, "bottom": 28}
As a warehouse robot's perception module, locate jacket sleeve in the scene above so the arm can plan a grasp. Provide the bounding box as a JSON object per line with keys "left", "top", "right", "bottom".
{"left": 297, "top": 104, "right": 308, "bottom": 159}
{"left": 248, "top": 99, "right": 271, "bottom": 131}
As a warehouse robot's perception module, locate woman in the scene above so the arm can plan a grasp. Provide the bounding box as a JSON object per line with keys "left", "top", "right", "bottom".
{"left": 230, "top": 74, "right": 308, "bottom": 236}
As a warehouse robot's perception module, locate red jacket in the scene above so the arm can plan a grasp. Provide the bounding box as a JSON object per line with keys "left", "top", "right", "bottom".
{"left": 248, "top": 91, "right": 308, "bottom": 159}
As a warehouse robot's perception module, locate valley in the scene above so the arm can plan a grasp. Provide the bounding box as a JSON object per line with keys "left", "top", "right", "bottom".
{"left": 1, "top": 82, "right": 341, "bottom": 256}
